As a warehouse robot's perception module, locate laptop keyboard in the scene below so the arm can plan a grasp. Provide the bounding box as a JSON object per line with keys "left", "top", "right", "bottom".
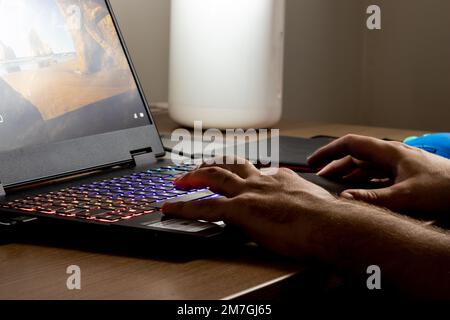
{"left": 0, "top": 164, "right": 216, "bottom": 224}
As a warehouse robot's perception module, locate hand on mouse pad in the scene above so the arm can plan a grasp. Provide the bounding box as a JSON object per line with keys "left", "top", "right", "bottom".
{"left": 308, "top": 134, "right": 450, "bottom": 216}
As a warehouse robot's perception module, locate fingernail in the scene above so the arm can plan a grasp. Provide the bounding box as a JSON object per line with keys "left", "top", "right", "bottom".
{"left": 317, "top": 168, "right": 327, "bottom": 176}
{"left": 341, "top": 192, "right": 354, "bottom": 200}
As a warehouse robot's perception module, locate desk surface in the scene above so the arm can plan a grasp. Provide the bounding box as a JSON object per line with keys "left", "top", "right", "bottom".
{"left": 0, "top": 113, "right": 427, "bottom": 300}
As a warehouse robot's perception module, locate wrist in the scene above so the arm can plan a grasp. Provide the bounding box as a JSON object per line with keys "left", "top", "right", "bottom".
{"left": 304, "top": 199, "right": 381, "bottom": 263}
{"left": 296, "top": 197, "right": 348, "bottom": 261}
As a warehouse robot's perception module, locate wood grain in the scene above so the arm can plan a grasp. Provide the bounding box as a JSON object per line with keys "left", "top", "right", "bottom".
{"left": 0, "top": 242, "right": 299, "bottom": 300}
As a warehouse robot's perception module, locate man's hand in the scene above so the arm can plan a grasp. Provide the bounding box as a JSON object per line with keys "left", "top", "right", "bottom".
{"left": 162, "top": 156, "right": 450, "bottom": 298}
{"left": 162, "top": 158, "right": 337, "bottom": 259}
{"left": 308, "top": 134, "right": 450, "bottom": 216}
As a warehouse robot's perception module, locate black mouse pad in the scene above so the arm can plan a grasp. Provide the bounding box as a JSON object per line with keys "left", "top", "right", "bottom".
{"left": 162, "top": 134, "right": 335, "bottom": 167}
{"left": 275, "top": 136, "right": 335, "bottom": 167}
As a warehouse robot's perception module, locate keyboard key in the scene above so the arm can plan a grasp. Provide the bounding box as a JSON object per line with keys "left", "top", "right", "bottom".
{"left": 17, "top": 205, "right": 36, "bottom": 212}
{"left": 0, "top": 164, "right": 209, "bottom": 224}
{"left": 37, "top": 208, "right": 57, "bottom": 214}
{"left": 132, "top": 206, "right": 155, "bottom": 214}
{"left": 75, "top": 209, "right": 110, "bottom": 219}
{"left": 94, "top": 214, "right": 121, "bottom": 222}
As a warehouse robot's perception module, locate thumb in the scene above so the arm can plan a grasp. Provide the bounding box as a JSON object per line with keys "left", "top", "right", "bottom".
{"left": 341, "top": 187, "right": 396, "bottom": 207}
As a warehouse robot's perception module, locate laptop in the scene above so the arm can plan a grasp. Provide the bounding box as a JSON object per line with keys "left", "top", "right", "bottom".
{"left": 0, "top": 0, "right": 224, "bottom": 240}
{"left": 0, "top": 0, "right": 359, "bottom": 244}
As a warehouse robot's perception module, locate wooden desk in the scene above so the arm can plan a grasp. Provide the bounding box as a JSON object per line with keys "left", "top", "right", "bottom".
{"left": 0, "top": 113, "right": 427, "bottom": 300}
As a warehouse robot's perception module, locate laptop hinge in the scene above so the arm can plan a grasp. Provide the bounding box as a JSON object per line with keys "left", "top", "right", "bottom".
{"left": 131, "top": 150, "right": 156, "bottom": 167}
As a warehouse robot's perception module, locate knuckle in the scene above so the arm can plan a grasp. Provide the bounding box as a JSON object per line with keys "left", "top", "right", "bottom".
{"left": 364, "top": 190, "right": 385, "bottom": 202}
{"left": 390, "top": 141, "right": 404, "bottom": 148}
{"left": 366, "top": 191, "right": 379, "bottom": 200}
{"left": 342, "top": 134, "right": 358, "bottom": 144}
{"left": 278, "top": 167, "right": 291, "bottom": 174}
{"left": 278, "top": 167, "right": 296, "bottom": 176}
{"left": 204, "top": 167, "right": 222, "bottom": 176}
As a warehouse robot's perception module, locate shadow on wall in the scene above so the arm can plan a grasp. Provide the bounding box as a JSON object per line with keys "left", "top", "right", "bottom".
{"left": 283, "top": 0, "right": 450, "bottom": 131}
{"left": 361, "top": 0, "right": 450, "bottom": 131}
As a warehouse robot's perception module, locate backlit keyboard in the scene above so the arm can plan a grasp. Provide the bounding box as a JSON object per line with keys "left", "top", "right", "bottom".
{"left": 0, "top": 164, "right": 213, "bottom": 224}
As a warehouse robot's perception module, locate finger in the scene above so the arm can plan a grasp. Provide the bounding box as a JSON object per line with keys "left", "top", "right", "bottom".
{"left": 317, "top": 156, "right": 359, "bottom": 178}
{"left": 200, "top": 156, "right": 260, "bottom": 178}
{"left": 162, "top": 197, "right": 232, "bottom": 223}
{"left": 162, "top": 197, "right": 275, "bottom": 239}
{"left": 342, "top": 167, "right": 377, "bottom": 183}
{"left": 341, "top": 184, "right": 405, "bottom": 210}
{"left": 308, "top": 135, "right": 402, "bottom": 169}
{"left": 318, "top": 155, "right": 392, "bottom": 183}
{"left": 343, "top": 167, "right": 392, "bottom": 184}
{"left": 174, "top": 167, "right": 246, "bottom": 197}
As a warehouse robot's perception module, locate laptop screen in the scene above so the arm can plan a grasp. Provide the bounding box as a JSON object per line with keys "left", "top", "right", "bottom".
{"left": 0, "top": 0, "right": 151, "bottom": 153}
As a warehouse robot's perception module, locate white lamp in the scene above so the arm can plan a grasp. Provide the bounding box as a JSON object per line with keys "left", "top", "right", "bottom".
{"left": 169, "top": 0, "right": 285, "bottom": 129}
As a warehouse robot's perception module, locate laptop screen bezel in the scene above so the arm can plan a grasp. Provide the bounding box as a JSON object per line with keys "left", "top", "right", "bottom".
{"left": 0, "top": 0, "right": 165, "bottom": 189}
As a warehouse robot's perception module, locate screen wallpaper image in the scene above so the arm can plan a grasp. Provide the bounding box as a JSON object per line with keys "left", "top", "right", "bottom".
{"left": 0, "top": 0, "right": 150, "bottom": 152}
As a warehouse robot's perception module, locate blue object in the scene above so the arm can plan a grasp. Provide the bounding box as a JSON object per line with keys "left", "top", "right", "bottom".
{"left": 404, "top": 133, "right": 450, "bottom": 159}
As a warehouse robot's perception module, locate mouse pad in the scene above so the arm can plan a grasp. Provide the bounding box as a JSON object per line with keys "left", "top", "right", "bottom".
{"left": 299, "top": 173, "right": 378, "bottom": 194}
{"left": 162, "top": 135, "right": 335, "bottom": 167}
{"left": 275, "top": 136, "right": 335, "bottom": 167}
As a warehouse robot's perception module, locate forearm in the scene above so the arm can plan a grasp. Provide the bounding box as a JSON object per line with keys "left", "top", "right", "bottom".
{"left": 315, "top": 200, "right": 450, "bottom": 298}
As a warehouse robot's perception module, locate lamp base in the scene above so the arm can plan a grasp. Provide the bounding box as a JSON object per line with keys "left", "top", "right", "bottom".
{"left": 169, "top": 104, "right": 282, "bottom": 130}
